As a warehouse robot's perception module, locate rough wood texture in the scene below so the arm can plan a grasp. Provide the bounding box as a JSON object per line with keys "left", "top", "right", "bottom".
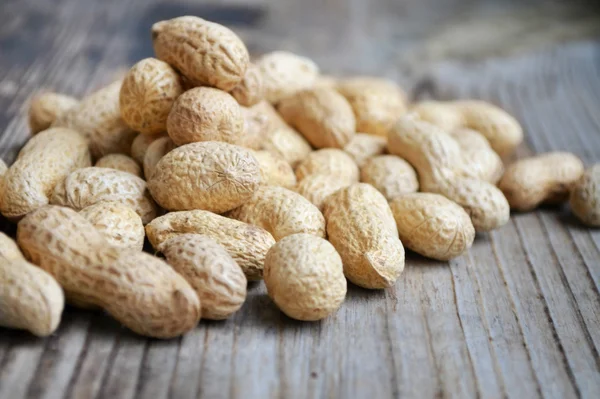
{"left": 1, "top": 0, "right": 600, "bottom": 398}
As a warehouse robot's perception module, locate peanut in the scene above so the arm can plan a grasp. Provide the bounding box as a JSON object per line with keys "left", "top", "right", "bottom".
{"left": 119, "top": 58, "right": 183, "bottom": 135}
{"left": 162, "top": 234, "right": 247, "bottom": 319}
{"left": 152, "top": 16, "right": 249, "bottom": 91}
{"left": 360, "top": 155, "right": 418, "bottom": 201}
{"left": 499, "top": 152, "right": 584, "bottom": 211}
{"left": 343, "top": 133, "right": 387, "bottom": 167}
{"left": 239, "top": 103, "right": 272, "bottom": 150}
{"left": 95, "top": 154, "right": 142, "bottom": 178}
{"left": 336, "top": 77, "right": 407, "bottom": 137}
{"left": 451, "top": 128, "right": 504, "bottom": 183}
{"left": 294, "top": 175, "right": 350, "bottom": 211}
{"left": 261, "top": 127, "right": 313, "bottom": 168}
{"left": 388, "top": 115, "right": 509, "bottom": 232}
{"left": 228, "top": 185, "right": 326, "bottom": 241}
{"left": 278, "top": 87, "right": 356, "bottom": 149}
{"left": 52, "top": 80, "right": 136, "bottom": 159}
{"left": 322, "top": 183, "right": 404, "bottom": 289}
{"left": 229, "top": 63, "right": 264, "bottom": 107}
{"left": 570, "top": 164, "right": 600, "bottom": 227}
{"left": 255, "top": 51, "right": 319, "bottom": 104}
{"left": 29, "top": 92, "right": 78, "bottom": 134}
{"left": 146, "top": 210, "right": 276, "bottom": 280}
{"left": 131, "top": 132, "right": 166, "bottom": 164}
{"left": 295, "top": 149, "right": 359, "bottom": 183}
{"left": 0, "top": 128, "right": 91, "bottom": 220}
{"left": 143, "top": 136, "right": 175, "bottom": 180}
{"left": 51, "top": 167, "right": 157, "bottom": 224}
{"left": 390, "top": 193, "right": 475, "bottom": 260}
{"left": 167, "top": 87, "right": 244, "bottom": 146}
{"left": 264, "top": 233, "right": 346, "bottom": 321}
{"left": 79, "top": 201, "right": 145, "bottom": 251}
{"left": 148, "top": 142, "right": 260, "bottom": 213}
{"left": 0, "top": 232, "right": 64, "bottom": 337}
{"left": 252, "top": 150, "right": 297, "bottom": 188}
{"left": 17, "top": 206, "right": 200, "bottom": 338}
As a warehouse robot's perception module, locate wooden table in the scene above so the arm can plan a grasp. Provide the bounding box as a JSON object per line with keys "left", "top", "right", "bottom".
{"left": 1, "top": 0, "right": 600, "bottom": 398}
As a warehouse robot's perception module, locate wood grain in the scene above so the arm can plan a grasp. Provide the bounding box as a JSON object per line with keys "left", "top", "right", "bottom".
{"left": 1, "top": 0, "right": 600, "bottom": 398}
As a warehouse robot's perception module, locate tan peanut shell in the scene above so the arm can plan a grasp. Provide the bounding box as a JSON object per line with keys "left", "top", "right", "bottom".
{"left": 570, "top": 164, "right": 600, "bottom": 227}
{"left": 119, "top": 58, "right": 183, "bottom": 135}
{"left": 148, "top": 142, "right": 261, "bottom": 213}
{"left": 278, "top": 87, "right": 356, "bottom": 149}
{"left": 152, "top": 16, "right": 249, "bottom": 91}
{"left": 131, "top": 132, "right": 166, "bottom": 164}
{"left": 451, "top": 129, "right": 504, "bottom": 183}
{"left": 252, "top": 150, "right": 297, "bottom": 188}
{"left": 167, "top": 87, "right": 244, "bottom": 146}
{"left": 95, "top": 154, "right": 142, "bottom": 177}
{"left": 261, "top": 127, "right": 313, "bottom": 168}
{"left": 322, "top": 183, "right": 404, "bottom": 289}
{"left": 390, "top": 193, "right": 475, "bottom": 260}
{"left": 51, "top": 167, "right": 157, "bottom": 224}
{"left": 264, "top": 233, "right": 346, "bottom": 321}
{"left": 295, "top": 149, "right": 359, "bottom": 183}
{"left": 17, "top": 206, "right": 200, "bottom": 338}
{"left": 52, "top": 80, "right": 136, "bottom": 159}
{"left": 336, "top": 77, "right": 407, "bottom": 137}
{"left": 0, "top": 128, "right": 91, "bottom": 220}
{"left": 79, "top": 201, "right": 145, "bottom": 251}
{"left": 239, "top": 104, "right": 272, "bottom": 150}
{"left": 228, "top": 185, "right": 326, "bottom": 241}
{"left": 255, "top": 51, "right": 319, "bottom": 104}
{"left": 0, "top": 159, "right": 7, "bottom": 176}
{"left": 388, "top": 116, "right": 509, "bottom": 232}
{"left": 29, "top": 92, "right": 79, "bottom": 134}
{"left": 229, "top": 63, "right": 264, "bottom": 107}
{"left": 143, "top": 137, "right": 175, "bottom": 180}
{"left": 146, "top": 210, "right": 276, "bottom": 280}
{"left": 295, "top": 175, "right": 350, "bottom": 211}
{"left": 0, "top": 232, "right": 64, "bottom": 337}
{"left": 162, "top": 234, "right": 247, "bottom": 319}
{"left": 344, "top": 133, "right": 387, "bottom": 167}
{"left": 498, "top": 152, "right": 584, "bottom": 211}
{"left": 360, "top": 155, "right": 418, "bottom": 201}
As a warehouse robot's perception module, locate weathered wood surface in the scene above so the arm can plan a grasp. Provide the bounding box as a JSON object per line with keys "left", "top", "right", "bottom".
{"left": 1, "top": 0, "right": 600, "bottom": 398}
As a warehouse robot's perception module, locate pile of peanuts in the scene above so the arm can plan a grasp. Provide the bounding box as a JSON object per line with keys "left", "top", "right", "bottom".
{"left": 1, "top": 16, "right": 599, "bottom": 339}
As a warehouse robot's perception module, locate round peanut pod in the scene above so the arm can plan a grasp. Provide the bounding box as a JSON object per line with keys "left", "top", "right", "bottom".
{"left": 167, "top": 87, "right": 244, "bottom": 146}
{"left": 278, "top": 87, "right": 356, "bottom": 149}
{"left": 228, "top": 185, "right": 326, "bottom": 241}
{"left": 0, "top": 232, "right": 64, "bottom": 337}
{"left": 119, "top": 58, "right": 183, "bottom": 135}
{"left": 131, "top": 132, "right": 167, "bottom": 164}
{"left": 95, "top": 154, "right": 142, "bottom": 178}
{"left": 336, "top": 77, "right": 407, "bottom": 137}
{"left": 255, "top": 51, "right": 319, "bottom": 104}
{"left": 261, "top": 127, "right": 313, "bottom": 168}
{"left": 360, "top": 155, "right": 419, "bottom": 201}
{"left": 229, "top": 63, "right": 264, "bottom": 107}
{"left": 148, "top": 142, "right": 261, "bottom": 214}
{"left": 295, "top": 175, "right": 350, "bottom": 211}
{"left": 264, "top": 233, "right": 346, "bottom": 321}
{"left": 51, "top": 167, "right": 157, "bottom": 224}
{"left": 323, "top": 183, "right": 404, "bottom": 289}
{"left": 570, "top": 164, "right": 600, "bottom": 227}
{"left": 146, "top": 210, "right": 276, "bottom": 281}
{"left": 252, "top": 150, "right": 297, "bottom": 188}
{"left": 52, "top": 80, "right": 136, "bottom": 159}
{"left": 498, "top": 152, "right": 584, "bottom": 211}
{"left": 295, "top": 149, "right": 359, "bottom": 183}
{"left": 29, "top": 92, "right": 79, "bottom": 134}
{"left": 152, "top": 16, "right": 249, "bottom": 91}
{"left": 343, "top": 133, "right": 387, "bottom": 167}
{"left": 390, "top": 193, "right": 475, "bottom": 261}
{"left": 162, "top": 234, "right": 247, "bottom": 320}
{"left": 17, "top": 206, "right": 200, "bottom": 338}
{"left": 79, "top": 201, "right": 145, "bottom": 251}
{"left": 0, "top": 128, "right": 91, "bottom": 220}
{"left": 143, "top": 137, "right": 176, "bottom": 180}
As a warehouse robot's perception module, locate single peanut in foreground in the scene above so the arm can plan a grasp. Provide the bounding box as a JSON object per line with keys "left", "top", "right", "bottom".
{"left": 0, "top": 232, "right": 64, "bottom": 337}
{"left": 29, "top": 92, "right": 79, "bottom": 134}
{"left": 17, "top": 206, "right": 200, "bottom": 338}
{"left": 390, "top": 193, "right": 475, "bottom": 260}
{"left": 264, "top": 233, "right": 346, "bottom": 321}
{"left": 498, "top": 152, "right": 584, "bottom": 211}
{"left": 162, "top": 234, "right": 247, "bottom": 320}
{"left": 570, "top": 164, "right": 600, "bottom": 227}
